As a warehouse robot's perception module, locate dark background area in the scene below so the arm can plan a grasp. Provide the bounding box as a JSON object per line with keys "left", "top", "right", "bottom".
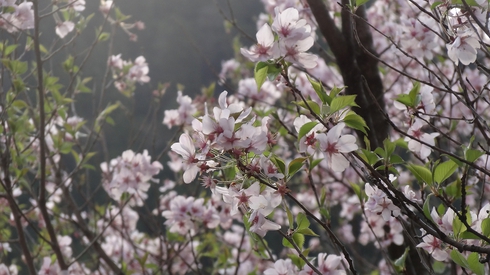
{"left": 78, "top": 0, "right": 262, "bottom": 157}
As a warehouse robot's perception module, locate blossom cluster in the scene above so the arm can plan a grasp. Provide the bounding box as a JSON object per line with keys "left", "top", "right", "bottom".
{"left": 101, "top": 149, "right": 163, "bottom": 206}
{"left": 0, "top": 0, "right": 34, "bottom": 33}
{"left": 108, "top": 54, "right": 150, "bottom": 93}
{"left": 241, "top": 7, "right": 318, "bottom": 68}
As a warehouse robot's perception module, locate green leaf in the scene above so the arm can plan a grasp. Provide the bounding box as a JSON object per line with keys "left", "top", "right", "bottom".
{"left": 465, "top": 148, "right": 484, "bottom": 163}
{"left": 434, "top": 160, "right": 458, "bottom": 184}
{"left": 343, "top": 111, "right": 368, "bottom": 135}
{"left": 292, "top": 233, "right": 305, "bottom": 249}
{"left": 445, "top": 179, "right": 462, "bottom": 199}
{"left": 394, "top": 247, "right": 410, "bottom": 270}
{"left": 383, "top": 139, "right": 396, "bottom": 158}
{"left": 361, "top": 149, "right": 380, "bottom": 166}
{"left": 295, "top": 100, "right": 321, "bottom": 116}
{"left": 266, "top": 63, "right": 282, "bottom": 81}
{"left": 460, "top": 231, "right": 481, "bottom": 239}
{"left": 395, "top": 94, "right": 414, "bottom": 107}
{"left": 451, "top": 0, "right": 483, "bottom": 6}
{"left": 11, "top": 100, "right": 28, "bottom": 109}
{"left": 298, "top": 121, "right": 318, "bottom": 141}
{"left": 282, "top": 237, "right": 294, "bottom": 248}
{"left": 95, "top": 102, "right": 121, "bottom": 131}
{"left": 329, "top": 95, "right": 358, "bottom": 114}
{"left": 98, "top": 32, "right": 110, "bottom": 42}
{"left": 409, "top": 81, "right": 421, "bottom": 105}
{"left": 467, "top": 252, "right": 485, "bottom": 275}
{"left": 390, "top": 154, "right": 405, "bottom": 164}
{"left": 319, "top": 207, "right": 330, "bottom": 220}
{"left": 271, "top": 156, "right": 286, "bottom": 175}
{"left": 481, "top": 218, "right": 490, "bottom": 237}
{"left": 356, "top": 0, "right": 369, "bottom": 6}
{"left": 296, "top": 212, "right": 310, "bottom": 230}
{"left": 297, "top": 228, "right": 319, "bottom": 236}
{"left": 329, "top": 86, "right": 345, "bottom": 98}
{"left": 453, "top": 215, "right": 467, "bottom": 237}
{"left": 254, "top": 61, "right": 268, "bottom": 91}
{"left": 450, "top": 250, "right": 470, "bottom": 270}
{"left": 288, "top": 157, "right": 306, "bottom": 178}
{"left": 285, "top": 204, "right": 294, "bottom": 230}
{"left": 432, "top": 261, "right": 446, "bottom": 273}
{"left": 4, "top": 44, "right": 18, "bottom": 56}
{"left": 2, "top": 59, "right": 28, "bottom": 75}
{"left": 423, "top": 194, "right": 433, "bottom": 221}
{"left": 310, "top": 158, "right": 323, "bottom": 171}
{"left": 430, "top": 1, "right": 443, "bottom": 9}
{"left": 287, "top": 253, "right": 305, "bottom": 269}
{"left": 307, "top": 75, "right": 330, "bottom": 104}
{"left": 406, "top": 164, "right": 433, "bottom": 185}
{"left": 59, "top": 142, "right": 74, "bottom": 154}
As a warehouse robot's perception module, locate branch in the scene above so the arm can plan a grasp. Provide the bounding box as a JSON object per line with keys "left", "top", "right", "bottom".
{"left": 32, "top": 0, "right": 68, "bottom": 270}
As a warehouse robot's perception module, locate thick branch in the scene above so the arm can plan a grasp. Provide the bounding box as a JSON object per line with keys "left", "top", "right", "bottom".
{"left": 306, "top": 0, "right": 388, "bottom": 149}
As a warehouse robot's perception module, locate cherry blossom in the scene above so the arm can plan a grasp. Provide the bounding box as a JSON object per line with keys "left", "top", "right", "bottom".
{"left": 0, "top": 264, "right": 17, "bottom": 275}
{"left": 128, "top": 56, "right": 150, "bottom": 83}
{"left": 248, "top": 210, "right": 281, "bottom": 237}
{"left": 101, "top": 149, "right": 163, "bottom": 206}
{"left": 264, "top": 259, "right": 297, "bottom": 275}
{"left": 446, "top": 31, "right": 481, "bottom": 65}
{"left": 316, "top": 123, "right": 358, "bottom": 172}
{"left": 365, "top": 183, "right": 401, "bottom": 221}
{"left": 272, "top": 7, "right": 311, "bottom": 41}
{"left": 405, "top": 118, "right": 439, "bottom": 160}
{"left": 278, "top": 36, "right": 317, "bottom": 69}
{"left": 171, "top": 133, "right": 202, "bottom": 183}
{"left": 38, "top": 257, "right": 60, "bottom": 275}
{"left": 299, "top": 252, "right": 346, "bottom": 275}
{"left": 240, "top": 23, "right": 277, "bottom": 62}
{"left": 416, "top": 230, "right": 449, "bottom": 261}
{"left": 55, "top": 21, "right": 75, "bottom": 38}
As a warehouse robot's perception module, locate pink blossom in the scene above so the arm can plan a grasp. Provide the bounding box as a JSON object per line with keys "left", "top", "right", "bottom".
{"left": 365, "top": 184, "right": 401, "bottom": 221}
{"left": 171, "top": 133, "right": 201, "bottom": 183}
{"left": 13, "top": 2, "right": 34, "bottom": 30}
{"left": 264, "top": 259, "right": 297, "bottom": 275}
{"left": 299, "top": 253, "right": 346, "bottom": 275}
{"left": 100, "top": 0, "right": 113, "bottom": 14}
{"left": 405, "top": 119, "right": 439, "bottom": 160}
{"left": 316, "top": 123, "right": 358, "bottom": 172}
{"left": 241, "top": 23, "right": 277, "bottom": 62}
{"left": 70, "top": 0, "right": 86, "bottom": 12}
{"left": 446, "top": 32, "right": 481, "bottom": 65}
{"left": 416, "top": 232, "right": 448, "bottom": 261}
{"left": 38, "top": 257, "right": 60, "bottom": 275}
{"left": 248, "top": 210, "right": 281, "bottom": 237}
{"left": 108, "top": 54, "right": 124, "bottom": 69}
{"left": 128, "top": 56, "right": 150, "bottom": 83}
{"left": 56, "top": 21, "right": 75, "bottom": 38}
{"left": 272, "top": 7, "right": 312, "bottom": 41}
{"left": 278, "top": 37, "right": 318, "bottom": 69}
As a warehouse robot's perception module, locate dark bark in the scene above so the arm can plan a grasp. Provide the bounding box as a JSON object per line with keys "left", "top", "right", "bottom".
{"left": 306, "top": 0, "right": 387, "bottom": 149}
{"left": 305, "top": 1, "right": 426, "bottom": 274}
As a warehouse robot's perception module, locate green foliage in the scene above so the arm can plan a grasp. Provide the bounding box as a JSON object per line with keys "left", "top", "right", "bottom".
{"left": 396, "top": 82, "right": 420, "bottom": 108}
{"left": 394, "top": 247, "right": 410, "bottom": 272}
{"left": 433, "top": 160, "right": 458, "bottom": 184}
{"left": 406, "top": 163, "right": 433, "bottom": 186}
{"left": 288, "top": 157, "right": 306, "bottom": 178}
{"left": 254, "top": 61, "right": 282, "bottom": 91}
{"left": 298, "top": 121, "right": 318, "bottom": 141}
{"left": 307, "top": 75, "right": 330, "bottom": 104}
{"left": 342, "top": 110, "right": 368, "bottom": 135}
